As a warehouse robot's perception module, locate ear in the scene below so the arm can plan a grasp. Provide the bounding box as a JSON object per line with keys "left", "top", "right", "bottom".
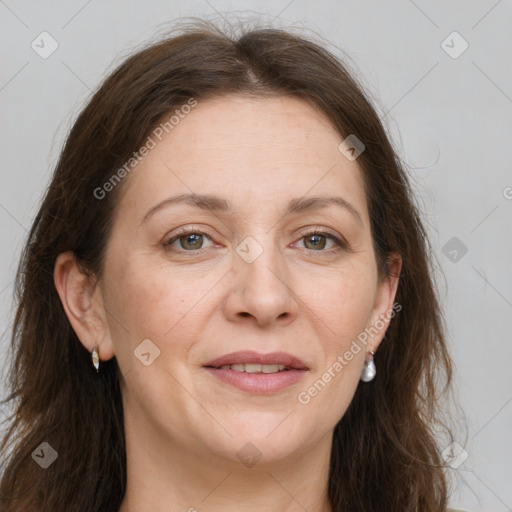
{"left": 367, "top": 252, "right": 402, "bottom": 353}
{"left": 53, "top": 251, "right": 115, "bottom": 362}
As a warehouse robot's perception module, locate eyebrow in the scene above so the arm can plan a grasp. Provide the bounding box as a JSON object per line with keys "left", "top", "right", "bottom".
{"left": 140, "top": 193, "right": 364, "bottom": 226}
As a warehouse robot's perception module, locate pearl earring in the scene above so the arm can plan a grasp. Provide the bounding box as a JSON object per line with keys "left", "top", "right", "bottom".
{"left": 91, "top": 347, "right": 100, "bottom": 373}
{"left": 360, "top": 351, "right": 376, "bottom": 382}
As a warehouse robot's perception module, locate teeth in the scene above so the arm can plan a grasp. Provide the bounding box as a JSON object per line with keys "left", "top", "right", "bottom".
{"left": 218, "top": 363, "right": 289, "bottom": 373}
{"left": 245, "top": 363, "right": 262, "bottom": 373}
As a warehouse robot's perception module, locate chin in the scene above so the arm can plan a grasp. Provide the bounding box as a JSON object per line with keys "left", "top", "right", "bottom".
{"left": 196, "top": 416, "right": 310, "bottom": 463}
{"left": 208, "top": 436, "right": 303, "bottom": 468}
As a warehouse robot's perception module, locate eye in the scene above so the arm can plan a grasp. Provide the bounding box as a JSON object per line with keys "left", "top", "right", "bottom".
{"left": 163, "top": 228, "right": 214, "bottom": 252}
{"left": 294, "top": 229, "right": 347, "bottom": 253}
{"left": 163, "top": 227, "right": 348, "bottom": 255}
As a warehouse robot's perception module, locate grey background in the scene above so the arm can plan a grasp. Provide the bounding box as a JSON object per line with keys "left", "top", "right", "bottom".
{"left": 1, "top": 1, "right": 511, "bottom": 510}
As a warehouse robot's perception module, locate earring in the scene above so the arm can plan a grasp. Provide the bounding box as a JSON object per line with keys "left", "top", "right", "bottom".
{"left": 91, "top": 347, "right": 100, "bottom": 373}
{"left": 360, "top": 350, "right": 376, "bottom": 382}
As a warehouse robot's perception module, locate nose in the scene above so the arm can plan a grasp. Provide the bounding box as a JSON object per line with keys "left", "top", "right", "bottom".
{"left": 222, "top": 236, "right": 299, "bottom": 328}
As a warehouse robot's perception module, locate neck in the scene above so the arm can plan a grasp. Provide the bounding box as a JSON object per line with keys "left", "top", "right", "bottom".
{"left": 118, "top": 411, "right": 334, "bottom": 512}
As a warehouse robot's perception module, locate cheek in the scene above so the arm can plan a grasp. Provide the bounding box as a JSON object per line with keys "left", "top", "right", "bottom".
{"left": 102, "top": 256, "right": 213, "bottom": 366}
{"left": 301, "top": 265, "right": 376, "bottom": 405}
{"left": 314, "top": 264, "right": 377, "bottom": 341}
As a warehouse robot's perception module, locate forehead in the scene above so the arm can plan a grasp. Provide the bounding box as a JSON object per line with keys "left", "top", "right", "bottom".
{"left": 116, "top": 94, "right": 369, "bottom": 224}
{"left": 168, "top": 94, "right": 341, "bottom": 156}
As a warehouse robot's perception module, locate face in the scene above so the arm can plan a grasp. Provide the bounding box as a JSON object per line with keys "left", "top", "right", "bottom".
{"left": 93, "top": 95, "right": 399, "bottom": 465}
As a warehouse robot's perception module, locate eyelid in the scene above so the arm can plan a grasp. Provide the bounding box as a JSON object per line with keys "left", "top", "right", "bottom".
{"left": 297, "top": 225, "right": 344, "bottom": 240}
{"left": 163, "top": 226, "right": 215, "bottom": 248}
{"left": 163, "top": 225, "right": 349, "bottom": 253}
{"left": 294, "top": 227, "right": 349, "bottom": 252}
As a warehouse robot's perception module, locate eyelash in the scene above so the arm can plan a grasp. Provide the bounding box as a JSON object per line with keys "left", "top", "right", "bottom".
{"left": 163, "top": 227, "right": 348, "bottom": 255}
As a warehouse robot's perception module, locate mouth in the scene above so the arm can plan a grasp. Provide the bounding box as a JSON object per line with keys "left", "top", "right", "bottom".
{"left": 207, "top": 363, "right": 292, "bottom": 373}
{"left": 203, "top": 350, "right": 309, "bottom": 371}
{"left": 202, "top": 351, "right": 309, "bottom": 394}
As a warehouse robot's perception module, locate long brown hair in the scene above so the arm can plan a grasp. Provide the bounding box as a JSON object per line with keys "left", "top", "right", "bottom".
{"left": 1, "top": 18, "right": 455, "bottom": 511}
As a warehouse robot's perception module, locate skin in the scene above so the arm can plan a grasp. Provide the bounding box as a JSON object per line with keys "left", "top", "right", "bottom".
{"left": 54, "top": 94, "right": 401, "bottom": 511}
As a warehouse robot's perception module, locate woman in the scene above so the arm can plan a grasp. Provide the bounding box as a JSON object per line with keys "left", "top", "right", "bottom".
{"left": 0, "top": 19, "right": 456, "bottom": 511}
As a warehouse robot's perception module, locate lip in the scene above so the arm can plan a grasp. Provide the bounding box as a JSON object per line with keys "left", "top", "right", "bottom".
{"left": 202, "top": 351, "right": 309, "bottom": 395}
{"left": 203, "top": 351, "right": 309, "bottom": 370}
